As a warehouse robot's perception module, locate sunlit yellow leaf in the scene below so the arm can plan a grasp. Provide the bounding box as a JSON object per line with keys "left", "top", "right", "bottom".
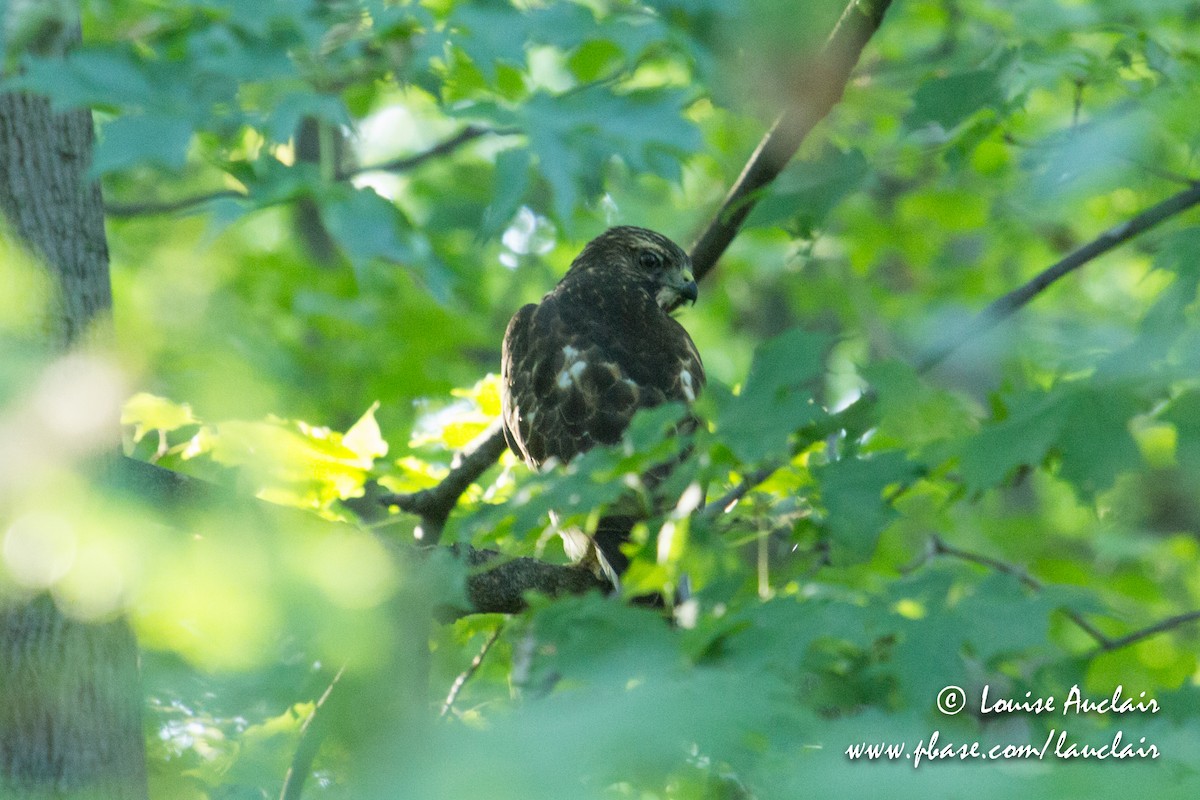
{"left": 342, "top": 401, "right": 389, "bottom": 462}
{"left": 121, "top": 392, "right": 198, "bottom": 442}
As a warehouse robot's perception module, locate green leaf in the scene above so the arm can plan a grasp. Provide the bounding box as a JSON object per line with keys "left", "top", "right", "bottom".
{"left": 264, "top": 91, "right": 350, "bottom": 143}
{"left": 961, "top": 384, "right": 1142, "bottom": 493}
{"left": 861, "top": 360, "right": 977, "bottom": 450}
{"left": 516, "top": 86, "right": 700, "bottom": 222}
{"left": 713, "top": 329, "right": 831, "bottom": 462}
{"left": 342, "top": 402, "right": 388, "bottom": 463}
{"left": 906, "top": 66, "right": 1005, "bottom": 131}
{"left": 121, "top": 393, "right": 198, "bottom": 443}
{"left": 91, "top": 114, "right": 193, "bottom": 175}
{"left": 320, "top": 187, "right": 452, "bottom": 301}
{"left": 815, "top": 450, "right": 917, "bottom": 562}
{"left": 447, "top": 1, "right": 594, "bottom": 83}
{"left": 1138, "top": 228, "right": 1200, "bottom": 349}
{"left": 960, "top": 391, "right": 1066, "bottom": 491}
{"left": 567, "top": 39, "right": 623, "bottom": 82}
{"left": 15, "top": 48, "right": 158, "bottom": 110}
{"left": 1163, "top": 392, "right": 1200, "bottom": 473}
{"left": 719, "top": 595, "right": 876, "bottom": 672}
{"left": 953, "top": 573, "right": 1054, "bottom": 661}
{"left": 1055, "top": 385, "right": 1142, "bottom": 492}
{"left": 481, "top": 147, "right": 531, "bottom": 236}
{"left": 745, "top": 146, "right": 869, "bottom": 236}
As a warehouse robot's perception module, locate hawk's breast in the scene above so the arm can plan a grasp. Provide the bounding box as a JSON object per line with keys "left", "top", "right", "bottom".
{"left": 500, "top": 269, "right": 704, "bottom": 470}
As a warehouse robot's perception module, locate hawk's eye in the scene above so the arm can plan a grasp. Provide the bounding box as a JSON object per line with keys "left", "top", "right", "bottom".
{"left": 639, "top": 250, "right": 663, "bottom": 270}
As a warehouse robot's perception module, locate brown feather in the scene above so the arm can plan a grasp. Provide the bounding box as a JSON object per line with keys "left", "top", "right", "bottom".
{"left": 499, "top": 226, "right": 704, "bottom": 580}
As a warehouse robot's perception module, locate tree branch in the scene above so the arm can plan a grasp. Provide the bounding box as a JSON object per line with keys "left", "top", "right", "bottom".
{"left": 103, "top": 188, "right": 247, "bottom": 219}
{"left": 379, "top": 422, "right": 509, "bottom": 545}
{"left": 1094, "top": 610, "right": 1200, "bottom": 654}
{"left": 735, "top": 181, "right": 1200, "bottom": 504}
{"left": 112, "top": 0, "right": 898, "bottom": 607}
{"left": 104, "top": 125, "right": 514, "bottom": 218}
{"left": 917, "top": 180, "right": 1200, "bottom": 372}
{"left": 341, "top": 125, "right": 520, "bottom": 181}
{"left": 690, "top": 0, "right": 895, "bottom": 281}
{"left": 280, "top": 666, "right": 344, "bottom": 800}
{"left": 441, "top": 624, "right": 503, "bottom": 718}
{"left": 924, "top": 535, "right": 1114, "bottom": 646}
{"left": 113, "top": 456, "right": 606, "bottom": 613}
{"left": 918, "top": 535, "right": 1200, "bottom": 656}
{"left": 708, "top": 464, "right": 779, "bottom": 517}
{"left": 455, "top": 545, "right": 610, "bottom": 615}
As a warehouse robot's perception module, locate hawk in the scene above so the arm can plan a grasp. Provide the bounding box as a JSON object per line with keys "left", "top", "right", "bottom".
{"left": 500, "top": 226, "right": 704, "bottom": 580}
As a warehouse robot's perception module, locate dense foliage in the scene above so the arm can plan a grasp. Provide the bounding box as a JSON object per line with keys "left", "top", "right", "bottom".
{"left": 3, "top": 0, "right": 1200, "bottom": 796}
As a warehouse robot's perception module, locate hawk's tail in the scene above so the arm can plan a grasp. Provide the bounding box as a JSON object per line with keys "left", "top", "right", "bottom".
{"left": 593, "top": 513, "right": 637, "bottom": 581}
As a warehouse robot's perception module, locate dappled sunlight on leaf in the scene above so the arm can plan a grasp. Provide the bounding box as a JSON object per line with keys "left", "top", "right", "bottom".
{"left": 410, "top": 375, "right": 503, "bottom": 450}
{"left": 122, "top": 397, "right": 387, "bottom": 511}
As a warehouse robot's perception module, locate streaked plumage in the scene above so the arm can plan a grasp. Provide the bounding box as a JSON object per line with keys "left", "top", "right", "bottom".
{"left": 500, "top": 226, "right": 704, "bottom": 578}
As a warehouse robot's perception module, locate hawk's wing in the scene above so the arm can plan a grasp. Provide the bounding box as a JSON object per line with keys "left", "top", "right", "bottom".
{"left": 500, "top": 302, "right": 538, "bottom": 466}
{"left": 500, "top": 281, "right": 704, "bottom": 471}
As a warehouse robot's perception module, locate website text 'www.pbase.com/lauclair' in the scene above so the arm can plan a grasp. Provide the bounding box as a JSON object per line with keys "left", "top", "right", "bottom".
{"left": 845, "top": 683, "right": 1161, "bottom": 767}
{"left": 845, "top": 728, "right": 1160, "bottom": 767}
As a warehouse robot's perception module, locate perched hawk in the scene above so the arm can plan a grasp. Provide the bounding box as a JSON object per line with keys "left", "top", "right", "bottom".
{"left": 500, "top": 226, "right": 705, "bottom": 579}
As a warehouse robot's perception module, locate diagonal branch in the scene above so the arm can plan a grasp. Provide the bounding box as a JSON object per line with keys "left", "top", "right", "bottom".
{"left": 385, "top": 0, "right": 896, "bottom": 536}
{"left": 1094, "top": 610, "right": 1200, "bottom": 655}
{"left": 441, "top": 623, "right": 503, "bottom": 718}
{"left": 342, "top": 125, "right": 519, "bottom": 181}
{"left": 717, "top": 180, "right": 1200, "bottom": 506}
{"left": 924, "top": 535, "right": 1113, "bottom": 646}
{"left": 918, "top": 179, "right": 1200, "bottom": 372}
{"left": 690, "top": 0, "right": 895, "bottom": 280}
{"left": 103, "top": 188, "right": 246, "bottom": 219}
{"left": 280, "top": 666, "right": 344, "bottom": 800}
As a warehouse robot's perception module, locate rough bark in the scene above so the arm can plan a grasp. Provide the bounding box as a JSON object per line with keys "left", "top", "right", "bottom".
{"left": 0, "top": 16, "right": 148, "bottom": 800}
{"left": 0, "top": 92, "right": 111, "bottom": 347}
{"left": 0, "top": 597, "right": 145, "bottom": 800}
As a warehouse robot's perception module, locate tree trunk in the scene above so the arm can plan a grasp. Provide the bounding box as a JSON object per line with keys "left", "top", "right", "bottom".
{"left": 0, "top": 93, "right": 112, "bottom": 345}
{"left": 0, "top": 17, "right": 148, "bottom": 800}
{"left": 0, "top": 597, "right": 146, "bottom": 800}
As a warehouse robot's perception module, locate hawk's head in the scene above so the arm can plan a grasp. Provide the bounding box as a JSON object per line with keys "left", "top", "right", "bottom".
{"left": 565, "top": 226, "right": 698, "bottom": 313}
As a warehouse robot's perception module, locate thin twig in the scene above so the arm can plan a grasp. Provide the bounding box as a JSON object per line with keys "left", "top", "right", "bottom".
{"left": 105, "top": 188, "right": 246, "bottom": 218}
{"left": 690, "top": 0, "right": 896, "bottom": 281}
{"left": 929, "top": 534, "right": 1041, "bottom": 589}
{"left": 925, "top": 535, "right": 1200, "bottom": 656}
{"left": 1071, "top": 79, "right": 1085, "bottom": 128}
{"left": 704, "top": 390, "right": 879, "bottom": 519}
{"left": 927, "top": 535, "right": 1113, "bottom": 646}
{"left": 441, "top": 624, "right": 503, "bottom": 718}
{"left": 280, "top": 666, "right": 345, "bottom": 800}
{"left": 917, "top": 180, "right": 1200, "bottom": 372}
{"left": 708, "top": 465, "right": 780, "bottom": 517}
{"left": 1124, "top": 158, "right": 1200, "bottom": 187}
{"left": 342, "top": 125, "right": 520, "bottom": 180}
{"left": 1095, "top": 610, "right": 1200, "bottom": 654}
{"left": 105, "top": 125, "right": 513, "bottom": 218}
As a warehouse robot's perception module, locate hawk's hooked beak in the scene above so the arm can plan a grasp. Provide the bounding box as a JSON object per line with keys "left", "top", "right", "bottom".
{"left": 659, "top": 269, "right": 699, "bottom": 312}
{"left": 678, "top": 278, "right": 699, "bottom": 304}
